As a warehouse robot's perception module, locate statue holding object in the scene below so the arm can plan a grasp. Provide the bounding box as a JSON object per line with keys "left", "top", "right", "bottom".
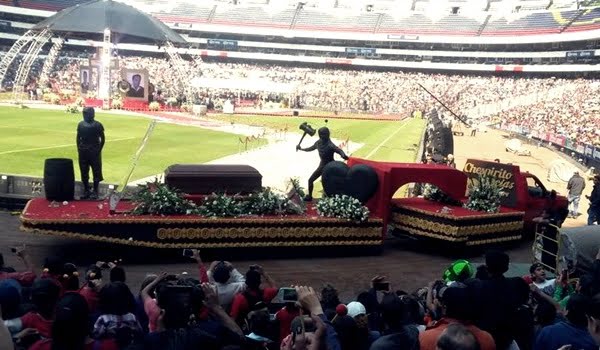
{"left": 296, "top": 126, "right": 349, "bottom": 201}
{"left": 77, "top": 107, "right": 105, "bottom": 200}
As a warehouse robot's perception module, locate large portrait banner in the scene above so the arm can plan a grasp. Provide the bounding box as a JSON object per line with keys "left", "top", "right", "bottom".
{"left": 120, "top": 69, "right": 148, "bottom": 100}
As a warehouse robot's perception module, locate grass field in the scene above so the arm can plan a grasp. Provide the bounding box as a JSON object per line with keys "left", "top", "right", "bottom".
{"left": 207, "top": 114, "right": 425, "bottom": 162}
{"left": 0, "top": 106, "right": 425, "bottom": 185}
{"left": 0, "top": 107, "right": 242, "bottom": 183}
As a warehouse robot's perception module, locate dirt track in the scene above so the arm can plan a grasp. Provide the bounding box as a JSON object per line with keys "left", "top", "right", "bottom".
{"left": 453, "top": 127, "right": 591, "bottom": 227}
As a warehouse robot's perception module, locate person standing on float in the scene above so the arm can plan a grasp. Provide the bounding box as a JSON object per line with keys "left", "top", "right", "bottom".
{"left": 296, "top": 127, "right": 348, "bottom": 202}
{"left": 76, "top": 107, "right": 105, "bottom": 200}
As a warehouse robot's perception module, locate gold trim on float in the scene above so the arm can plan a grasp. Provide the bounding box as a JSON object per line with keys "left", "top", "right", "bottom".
{"left": 393, "top": 205, "right": 524, "bottom": 220}
{"left": 156, "top": 226, "right": 382, "bottom": 240}
{"left": 392, "top": 213, "right": 523, "bottom": 236}
{"left": 20, "top": 211, "right": 384, "bottom": 226}
{"left": 20, "top": 226, "right": 382, "bottom": 248}
{"left": 396, "top": 225, "right": 521, "bottom": 245}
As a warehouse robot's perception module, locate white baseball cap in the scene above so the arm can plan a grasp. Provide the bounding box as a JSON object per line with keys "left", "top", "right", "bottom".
{"left": 346, "top": 301, "right": 366, "bottom": 318}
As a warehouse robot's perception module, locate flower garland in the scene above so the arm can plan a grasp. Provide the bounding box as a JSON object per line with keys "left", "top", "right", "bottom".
{"left": 117, "top": 80, "right": 130, "bottom": 95}
{"left": 243, "top": 187, "right": 303, "bottom": 216}
{"left": 199, "top": 193, "right": 242, "bottom": 218}
{"left": 316, "top": 194, "right": 370, "bottom": 223}
{"left": 131, "top": 180, "right": 198, "bottom": 215}
{"left": 423, "top": 184, "right": 462, "bottom": 206}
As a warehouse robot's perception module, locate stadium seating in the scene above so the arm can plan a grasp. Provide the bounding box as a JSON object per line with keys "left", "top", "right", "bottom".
{"left": 2, "top": 0, "right": 599, "bottom": 36}
{"left": 294, "top": 9, "right": 379, "bottom": 32}
{"left": 564, "top": 7, "right": 600, "bottom": 31}
{"left": 211, "top": 6, "right": 296, "bottom": 27}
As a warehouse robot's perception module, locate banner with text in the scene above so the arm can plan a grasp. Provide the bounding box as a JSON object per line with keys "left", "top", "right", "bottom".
{"left": 463, "top": 159, "right": 518, "bottom": 207}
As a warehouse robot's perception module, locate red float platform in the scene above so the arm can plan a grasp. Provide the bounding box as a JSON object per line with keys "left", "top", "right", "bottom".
{"left": 20, "top": 198, "right": 384, "bottom": 249}
{"left": 391, "top": 197, "right": 524, "bottom": 246}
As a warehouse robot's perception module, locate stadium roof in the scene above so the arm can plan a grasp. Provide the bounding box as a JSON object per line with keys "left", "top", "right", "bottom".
{"left": 32, "top": 0, "right": 186, "bottom": 44}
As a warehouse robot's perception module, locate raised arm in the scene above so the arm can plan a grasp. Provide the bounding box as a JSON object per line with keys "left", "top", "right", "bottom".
{"left": 141, "top": 272, "right": 168, "bottom": 302}
{"left": 297, "top": 141, "right": 318, "bottom": 152}
{"left": 201, "top": 283, "right": 244, "bottom": 338}
{"left": 193, "top": 250, "right": 209, "bottom": 284}
{"left": 255, "top": 265, "right": 275, "bottom": 289}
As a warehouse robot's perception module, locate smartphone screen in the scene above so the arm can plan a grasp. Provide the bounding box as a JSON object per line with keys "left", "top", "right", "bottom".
{"left": 282, "top": 288, "right": 298, "bottom": 302}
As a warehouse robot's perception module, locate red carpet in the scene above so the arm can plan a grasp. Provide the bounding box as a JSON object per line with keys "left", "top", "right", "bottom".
{"left": 392, "top": 197, "right": 522, "bottom": 218}
{"left": 22, "top": 198, "right": 321, "bottom": 223}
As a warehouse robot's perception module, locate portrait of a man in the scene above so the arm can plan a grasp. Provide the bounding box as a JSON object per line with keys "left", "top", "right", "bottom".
{"left": 80, "top": 68, "right": 90, "bottom": 93}
{"left": 127, "top": 73, "right": 145, "bottom": 98}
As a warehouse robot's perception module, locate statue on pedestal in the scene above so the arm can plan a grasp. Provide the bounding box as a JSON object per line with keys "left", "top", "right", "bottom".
{"left": 296, "top": 127, "right": 348, "bottom": 201}
{"left": 77, "top": 107, "right": 105, "bottom": 200}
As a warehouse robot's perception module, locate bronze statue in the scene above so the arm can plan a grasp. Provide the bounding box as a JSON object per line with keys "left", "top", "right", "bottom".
{"left": 77, "top": 107, "right": 105, "bottom": 200}
{"left": 296, "top": 127, "right": 348, "bottom": 201}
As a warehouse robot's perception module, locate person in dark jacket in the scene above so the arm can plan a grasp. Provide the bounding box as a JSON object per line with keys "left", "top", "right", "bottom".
{"left": 476, "top": 251, "right": 521, "bottom": 350}
{"left": 567, "top": 171, "right": 586, "bottom": 218}
{"left": 587, "top": 176, "right": 600, "bottom": 225}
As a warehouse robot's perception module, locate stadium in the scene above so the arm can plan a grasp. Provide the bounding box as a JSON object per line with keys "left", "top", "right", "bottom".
{"left": 0, "top": 0, "right": 599, "bottom": 349}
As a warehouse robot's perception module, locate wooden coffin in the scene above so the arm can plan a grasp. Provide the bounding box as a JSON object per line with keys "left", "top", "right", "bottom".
{"left": 165, "top": 164, "right": 262, "bottom": 194}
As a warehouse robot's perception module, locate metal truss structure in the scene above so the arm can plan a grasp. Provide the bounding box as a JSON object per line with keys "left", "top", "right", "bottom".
{"left": 164, "top": 41, "right": 195, "bottom": 104}
{"left": 12, "top": 29, "right": 52, "bottom": 102}
{"left": 99, "top": 29, "right": 112, "bottom": 109}
{"left": 0, "top": 30, "right": 39, "bottom": 89}
{"left": 38, "top": 37, "right": 64, "bottom": 88}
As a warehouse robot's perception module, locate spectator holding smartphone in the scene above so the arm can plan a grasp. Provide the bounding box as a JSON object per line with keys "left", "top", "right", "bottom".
{"left": 207, "top": 261, "right": 246, "bottom": 310}
{"left": 230, "top": 265, "right": 277, "bottom": 324}
{"left": 0, "top": 246, "right": 36, "bottom": 287}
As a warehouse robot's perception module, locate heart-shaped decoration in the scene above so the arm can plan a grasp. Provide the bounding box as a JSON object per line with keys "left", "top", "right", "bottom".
{"left": 322, "top": 161, "right": 379, "bottom": 203}
{"left": 321, "top": 161, "right": 349, "bottom": 197}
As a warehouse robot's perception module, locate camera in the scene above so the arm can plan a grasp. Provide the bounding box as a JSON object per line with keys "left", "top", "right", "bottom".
{"left": 182, "top": 249, "right": 194, "bottom": 258}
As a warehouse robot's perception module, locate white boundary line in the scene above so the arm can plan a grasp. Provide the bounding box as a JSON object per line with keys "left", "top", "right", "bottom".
{"left": 364, "top": 120, "right": 411, "bottom": 159}
{"left": 0, "top": 137, "right": 138, "bottom": 155}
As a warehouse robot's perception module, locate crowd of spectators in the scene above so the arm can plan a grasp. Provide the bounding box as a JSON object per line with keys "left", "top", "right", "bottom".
{"left": 4, "top": 245, "right": 600, "bottom": 350}
{"left": 1, "top": 49, "right": 599, "bottom": 143}
{"left": 494, "top": 80, "right": 600, "bottom": 145}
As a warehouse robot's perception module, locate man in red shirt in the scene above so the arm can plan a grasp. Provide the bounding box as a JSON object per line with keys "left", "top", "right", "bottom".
{"left": 419, "top": 284, "right": 495, "bottom": 350}
{"left": 5, "top": 279, "right": 61, "bottom": 339}
{"left": 230, "top": 266, "right": 277, "bottom": 324}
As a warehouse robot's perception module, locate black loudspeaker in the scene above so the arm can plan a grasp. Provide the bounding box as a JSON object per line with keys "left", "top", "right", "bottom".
{"left": 441, "top": 127, "right": 454, "bottom": 156}
{"left": 293, "top": 111, "right": 299, "bottom": 117}
{"left": 44, "top": 158, "right": 75, "bottom": 201}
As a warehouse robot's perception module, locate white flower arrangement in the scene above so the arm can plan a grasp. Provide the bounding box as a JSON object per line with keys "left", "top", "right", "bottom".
{"left": 112, "top": 98, "right": 123, "bottom": 110}
{"left": 199, "top": 193, "right": 243, "bottom": 217}
{"left": 243, "top": 187, "right": 303, "bottom": 216}
{"left": 316, "top": 194, "right": 370, "bottom": 223}
{"left": 149, "top": 101, "right": 161, "bottom": 111}
{"left": 464, "top": 175, "right": 504, "bottom": 213}
{"left": 65, "top": 104, "right": 80, "bottom": 114}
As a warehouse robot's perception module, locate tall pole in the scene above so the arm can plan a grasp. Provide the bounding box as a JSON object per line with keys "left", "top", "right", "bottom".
{"left": 99, "top": 28, "right": 112, "bottom": 110}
